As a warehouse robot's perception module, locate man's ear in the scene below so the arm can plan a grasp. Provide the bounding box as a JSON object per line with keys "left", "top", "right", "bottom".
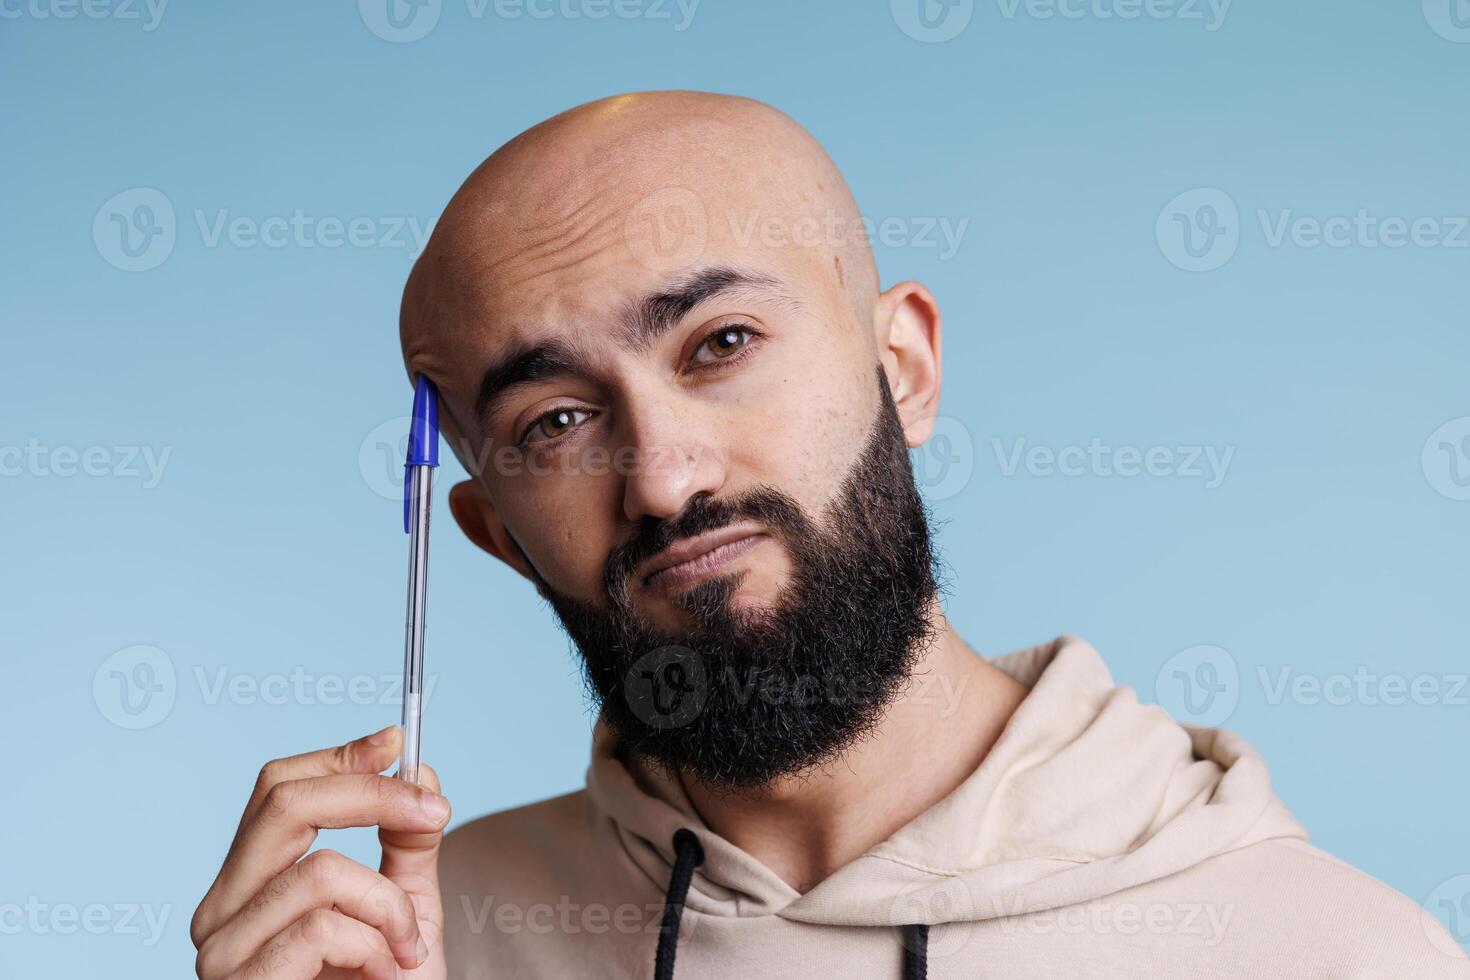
{"left": 448, "top": 479, "right": 535, "bottom": 582}
{"left": 872, "top": 280, "right": 943, "bottom": 447}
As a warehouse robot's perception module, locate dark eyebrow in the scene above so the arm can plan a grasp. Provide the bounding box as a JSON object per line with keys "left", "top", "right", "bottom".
{"left": 474, "top": 266, "right": 785, "bottom": 435}
{"left": 620, "top": 266, "right": 782, "bottom": 353}
{"left": 474, "top": 337, "right": 600, "bottom": 435}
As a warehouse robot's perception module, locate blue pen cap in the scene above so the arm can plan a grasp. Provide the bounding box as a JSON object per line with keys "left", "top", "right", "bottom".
{"left": 403, "top": 376, "right": 440, "bottom": 532}
{"left": 406, "top": 375, "right": 440, "bottom": 468}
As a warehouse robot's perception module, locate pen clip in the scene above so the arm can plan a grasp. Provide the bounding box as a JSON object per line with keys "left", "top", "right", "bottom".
{"left": 403, "top": 375, "right": 441, "bottom": 533}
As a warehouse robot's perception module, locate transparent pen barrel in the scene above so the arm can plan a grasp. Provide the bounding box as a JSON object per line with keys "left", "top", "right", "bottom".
{"left": 400, "top": 465, "right": 433, "bottom": 784}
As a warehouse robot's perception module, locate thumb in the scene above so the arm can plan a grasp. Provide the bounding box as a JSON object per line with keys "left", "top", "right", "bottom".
{"left": 379, "top": 761, "right": 447, "bottom": 938}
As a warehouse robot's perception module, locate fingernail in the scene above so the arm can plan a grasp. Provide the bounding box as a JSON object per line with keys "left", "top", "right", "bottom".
{"left": 415, "top": 936, "right": 429, "bottom": 963}
{"left": 421, "top": 791, "right": 450, "bottom": 823}
{"left": 366, "top": 725, "right": 397, "bottom": 747}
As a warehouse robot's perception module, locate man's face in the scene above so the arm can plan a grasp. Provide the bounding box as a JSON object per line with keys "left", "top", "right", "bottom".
{"left": 425, "top": 165, "right": 890, "bottom": 633}
{"left": 404, "top": 100, "right": 942, "bottom": 786}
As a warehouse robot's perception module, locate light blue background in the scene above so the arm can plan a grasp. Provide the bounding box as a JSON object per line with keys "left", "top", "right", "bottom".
{"left": 4, "top": 1, "right": 1468, "bottom": 975}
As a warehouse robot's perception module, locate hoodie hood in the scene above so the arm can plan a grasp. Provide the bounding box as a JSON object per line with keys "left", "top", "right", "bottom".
{"left": 586, "top": 635, "right": 1309, "bottom": 929}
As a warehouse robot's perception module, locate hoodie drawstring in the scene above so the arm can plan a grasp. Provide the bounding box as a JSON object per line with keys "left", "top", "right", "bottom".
{"left": 901, "top": 923, "right": 929, "bottom": 980}
{"left": 654, "top": 829, "right": 705, "bottom": 980}
{"left": 655, "top": 831, "right": 931, "bottom": 980}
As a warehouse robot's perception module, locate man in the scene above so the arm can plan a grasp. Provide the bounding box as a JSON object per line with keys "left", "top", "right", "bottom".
{"left": 190, "top": 92, "right": 1468, "bottom": 979}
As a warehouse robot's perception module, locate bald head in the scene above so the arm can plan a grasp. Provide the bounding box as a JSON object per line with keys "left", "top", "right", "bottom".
{"left": 401, "top": 91, "right": 880, "bottom": 406}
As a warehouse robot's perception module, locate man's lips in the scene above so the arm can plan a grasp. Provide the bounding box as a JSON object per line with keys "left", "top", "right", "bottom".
{"left": 640, "top": 525, "right": 768, "bottom": 590}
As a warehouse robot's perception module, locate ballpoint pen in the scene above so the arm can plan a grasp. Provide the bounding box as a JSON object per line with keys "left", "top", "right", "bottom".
{"left": 399, "top": 375, "right": 439, "bottom": 785}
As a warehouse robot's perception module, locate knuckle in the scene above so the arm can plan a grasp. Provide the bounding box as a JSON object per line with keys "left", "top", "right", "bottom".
{"left": 188, "top": 903, "right": 210, "bottom": 950}
{"left": 254, "top": 759, "right": 285, "bottom": 793}
{"left": 369, "top": 773, "right": 398, "bottom": 807}
{"left": 297, "top": 907, "right": 337, "bottom": 946}
{"left": 194, "top": 934, "right": 227, "bottom": 980}
{"left": 300, "top": 848, "right": 347, "bottom": 888}
{"left": 259, "top": 780, "right": 298, "bottom": 821}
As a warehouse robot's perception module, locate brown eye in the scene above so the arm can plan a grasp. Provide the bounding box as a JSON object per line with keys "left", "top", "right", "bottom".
{"left": 692, "top": 325, "right": 753, "bottom": 365}
{"left": 523, "top": 407, "right": 592, "bottom": 445}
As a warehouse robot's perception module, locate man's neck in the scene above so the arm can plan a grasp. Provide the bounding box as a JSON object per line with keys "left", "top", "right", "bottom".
{"left": 678, "top": 611, "right": 1029, "bottom": 894}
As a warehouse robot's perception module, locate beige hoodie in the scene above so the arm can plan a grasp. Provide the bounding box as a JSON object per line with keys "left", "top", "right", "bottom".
{"left": 441, "top": 637, "right": 1469, "bottom": 978}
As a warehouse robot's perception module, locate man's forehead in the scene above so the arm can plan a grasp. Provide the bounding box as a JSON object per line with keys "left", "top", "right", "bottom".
{"left": 402, "top": 92, "right": 878, "bottom": 399}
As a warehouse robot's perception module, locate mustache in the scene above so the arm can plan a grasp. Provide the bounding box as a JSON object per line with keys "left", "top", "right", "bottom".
{"left": 601, "top": 487, "right": 812, "bottom": 606}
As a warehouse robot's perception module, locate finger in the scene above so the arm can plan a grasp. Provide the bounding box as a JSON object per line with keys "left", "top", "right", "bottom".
{"left": 195, "top": 849, "right": 426, "bottom": 978}
{"left": 193, "top": 726, "right": 403, "bottom": 951}
{"left": 219, "top": 908, "right": 398, "bottom": 980}
{"left": 197, "top": 772, "right": 449, "bottom": 942}
{"left": 240, "top": 726, "right": 403, "bottom": 828}
{"left": 380, "top": 763, "right": 448, "bottom": 954}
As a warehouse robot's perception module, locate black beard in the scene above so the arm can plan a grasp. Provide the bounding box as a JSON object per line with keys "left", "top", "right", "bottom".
{"left": 531, "top": 367, "right": 942, "bottom": 791}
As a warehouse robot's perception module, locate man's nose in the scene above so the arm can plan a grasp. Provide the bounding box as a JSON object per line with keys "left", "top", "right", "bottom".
{"left": 619, "top": 401, "right": 728, "bottom": 523}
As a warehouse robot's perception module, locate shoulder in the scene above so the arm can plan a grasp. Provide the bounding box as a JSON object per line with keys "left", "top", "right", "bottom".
{"left": 437, "top": 791, "right": 660, "bottom": 980}
{"left": 1180, "top": 837, "right": 1469, "bottom": 976}
{"left": 440, "top": 789, "right": 597, "bottom": 901}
